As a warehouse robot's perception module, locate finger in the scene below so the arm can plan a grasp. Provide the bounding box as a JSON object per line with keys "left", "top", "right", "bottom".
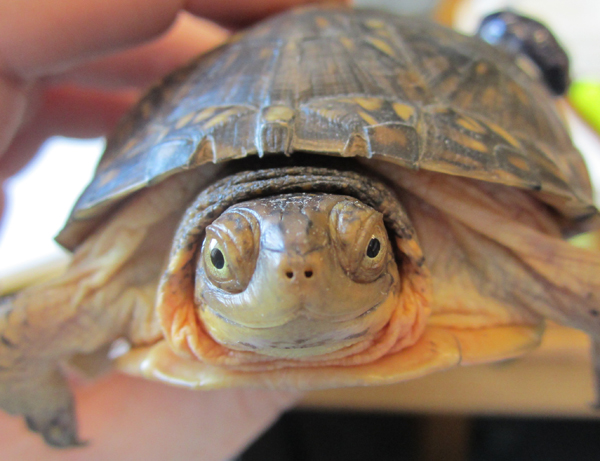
{"left": 48, "top": 13, "right": 229, "bottom": 90}
{"left": 0, "top": 86, "right": 136, "bottom": 179}
{"left": 0, "top": 0, "right": 182, "bottom": 80}
{"left": 0, "top": 78, "right": 30, "bottom": 158}
{"left": 0, "top": 0, "right": 349, "bottom": 80}
{"left": 0, "top": 374, "right": 299, "bottom": 460}
{"left": 187, "top": 0, "right": 352, "bottom": 28}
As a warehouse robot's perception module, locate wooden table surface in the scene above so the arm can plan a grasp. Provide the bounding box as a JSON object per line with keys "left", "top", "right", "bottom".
{"left": 301, "top": 324, "right": 598, "bottom": 418}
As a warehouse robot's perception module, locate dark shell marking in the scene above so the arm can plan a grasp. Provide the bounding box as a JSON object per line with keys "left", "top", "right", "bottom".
{"left": 58, "top": 6, "right": 596, "bottom": 250}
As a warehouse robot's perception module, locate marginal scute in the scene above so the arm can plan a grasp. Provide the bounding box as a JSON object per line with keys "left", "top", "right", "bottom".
{"left": 392, "top": 102, "right": 416, "bottom": 121}
{"left": 258, "top": 105, "right": 296, "bottom": 155}
{"left": 341, "top": 133, "right": 369, "bottom": 158}
{"left": 189, "top": 137, "right": 217, "bottom": 167}
{"left": 366, "top": 122, "right": 419, "bottom": 162}
{"left": 146, "top": 140, "right": 195, "bottom": 185}
{"left": 493, "top": 145, "right": 539, "bottom": 190}
{"left": 261, "top": 105, "right": 296, "bottom": 122}
{"left": 365, "top": 36, "right": 397, "bottom": 58}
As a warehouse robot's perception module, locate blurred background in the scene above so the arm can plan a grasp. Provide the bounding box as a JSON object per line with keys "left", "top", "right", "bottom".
{"left": 1, "top": 0, "right": 600, "bottom": 459}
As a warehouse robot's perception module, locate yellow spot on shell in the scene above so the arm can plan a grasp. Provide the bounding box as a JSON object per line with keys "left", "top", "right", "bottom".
{"left": 453, "top": 90, "right": 474, "bottom": 108}
{"left": 353, "top": 97, "right": 383, "bottom": 111}
{"left": 340, "top": 37, "right": 355, "bottom": 51}
{"left": 315, "top": 16, "right": 330, "bottom": 28}
{"left": 507, "top": 155, "right": 530, "bottom": 171}
{"left": 193, "top": 107, "right": 218, "bottom": 124}
{"left": 263, "top": 105, "right": 295, "bottom": 122}
{"left": 507, "top": 81, "right": 530, "bottom": 105}
{"left": 174, "top": 112, "right": 196, "bottom": 129}
{"left": 439, "top": 150, "right": 483, "bottom": 169}
{"left": 430, "top": 107, "right": 451, "bottom": 115}
{"left": 370, "top": 125, "right": 408, "bottom": 149}
{"left": 366, "top": 37, "right": 395, "bottom": 57}
{"left": 449, "top": 131, "right": 489, "bottom": 153}
{"left": 392, "top": 103, "right": 415, "bottom": 121}
{"left": 313, "top": 105, "right": 342, "bottom": 121}
{"left": 456, "top": 116, "right": 486, "bottom": 134}
{"left": 475, "top": 62, "right": 489, "bottom": 75}
{"left": 488, "top": 122, "right": 520, "bottom": 148}
{"left": 203, "top": 107, "right": 243, "bottom": 130}
{"left": 259, "top": 47, "right": 272, "bottom": 59}
{"left": 481, "top": 87, "right": 498, "bottom": 107}
{"left": 365, "top": 19, "right": 386, "bottom": 29}
{"left": 358, "top": 111, "right": 379, "bottom": 126}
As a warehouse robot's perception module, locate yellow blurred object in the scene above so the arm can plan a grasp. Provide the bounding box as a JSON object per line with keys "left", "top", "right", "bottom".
{"left": 434, "top": 0, "right": 464, "bottom": 25}
{"left": 570, "top": 230, "right": 600, "bottom": 250}
{"left": 570, "top": 81, "right": 600, "bottom": 135}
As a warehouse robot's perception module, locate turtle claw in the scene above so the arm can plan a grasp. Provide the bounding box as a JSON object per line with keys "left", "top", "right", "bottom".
{"left": 25, "top": 402, "right": 84, "bottom": 448}
{"left": 0, "top": 367, "right": 83, "bottom": 447}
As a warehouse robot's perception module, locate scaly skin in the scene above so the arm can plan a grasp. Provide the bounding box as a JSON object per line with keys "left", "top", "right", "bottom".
{"left": 0, "top": 174, "right": 199, "bottom": 446}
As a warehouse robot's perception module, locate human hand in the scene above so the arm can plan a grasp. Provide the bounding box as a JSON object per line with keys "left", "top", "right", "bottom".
{"left": 0, "top": 0, "right": 350, "bottom": 457}
{"left": 0, "top": 374, "right": 300, "bottom": 460}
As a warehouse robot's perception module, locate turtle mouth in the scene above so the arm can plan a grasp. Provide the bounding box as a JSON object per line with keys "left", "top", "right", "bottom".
{"left": 241, "top": 327, "right": 372, "bottom": 350}
{"left": 204, "top": 299, "right": 384, "bottom": 330}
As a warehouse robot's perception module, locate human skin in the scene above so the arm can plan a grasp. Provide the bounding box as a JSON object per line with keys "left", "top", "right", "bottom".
{"left": 0, "top": 0, "right": 348, "bottom": 458}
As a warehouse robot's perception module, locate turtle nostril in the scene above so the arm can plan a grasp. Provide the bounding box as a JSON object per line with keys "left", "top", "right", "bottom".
{"left": 285, "top": 271, "right": 294, "bottom": 279}
{"left": 304, "top": 270, "right": 313, "bottom": 278}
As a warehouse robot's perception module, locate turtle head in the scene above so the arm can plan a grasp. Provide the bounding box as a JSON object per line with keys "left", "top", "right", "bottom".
{"left": 195, "top": 193, "right": 401, "bottom": 358}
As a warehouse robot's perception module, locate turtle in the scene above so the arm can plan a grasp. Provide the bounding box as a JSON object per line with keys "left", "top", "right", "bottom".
{"left": 2, "top": 5, "right": 600, "bottom": 448}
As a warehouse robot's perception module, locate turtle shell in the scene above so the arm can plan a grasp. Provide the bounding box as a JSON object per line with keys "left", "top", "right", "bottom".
{"left": 57, "top": 6, "right": 597, "bottom": 250}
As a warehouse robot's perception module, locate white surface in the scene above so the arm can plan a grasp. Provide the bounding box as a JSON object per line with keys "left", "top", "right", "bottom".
{"left": 0, "top": 137, "right": 103, "bottom": 279}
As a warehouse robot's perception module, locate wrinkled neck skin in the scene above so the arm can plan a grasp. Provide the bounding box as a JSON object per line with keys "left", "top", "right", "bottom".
{"left": 195, "top": 194, "right": 401, "bottom": 359}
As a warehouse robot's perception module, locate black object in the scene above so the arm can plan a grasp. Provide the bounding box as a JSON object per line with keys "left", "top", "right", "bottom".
{"left": 477, "top": 11, "right": 570, "bottom": 95}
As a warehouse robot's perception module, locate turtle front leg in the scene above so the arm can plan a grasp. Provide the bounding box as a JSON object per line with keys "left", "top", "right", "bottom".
{"left": 0, "top": 264, "right": 162, "bottom": 446}
{"left": 0, "top": 351, "right": 78, "bottom": 447}
{"left": 0, "top": 174, "right": 198, "bottom": 446}
{"left": 0, "top": 286, "right": 93, "bottom": 447}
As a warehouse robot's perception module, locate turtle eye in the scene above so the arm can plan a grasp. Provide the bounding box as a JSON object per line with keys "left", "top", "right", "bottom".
{"left": 354, "top": 226, "right": 389, "bottom": 282}
{"left": 200, "top": 211, "right": 259, "bottom": 293}
{"left": 210, "top": 247, "right": 225, "bottom": 269}
{"left": 366, "top": 238, "right": 381, "bottom": 258}
{"left": 330, "top": 199, "right": 390, "bottom": 283}
{"left": 202, "top": 238, "right": 237, "bottom": 289}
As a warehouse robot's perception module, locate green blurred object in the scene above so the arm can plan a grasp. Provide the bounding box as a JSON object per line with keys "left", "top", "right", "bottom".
{"left": 569, "top": 81, "right": 600, "bottom": 134}
{"left": 570, "top": 230, "right": 600, "bottom": 250}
